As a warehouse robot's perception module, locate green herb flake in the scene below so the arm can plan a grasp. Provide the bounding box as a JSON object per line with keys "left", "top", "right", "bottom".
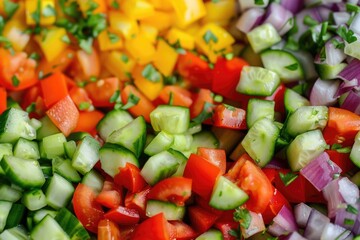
{"left": 168, "top": 92, "right": 174, "bottom": 105}
{"left": 4, "top": 0, "right": 19, "bottom": 18}
{"left": 344, "top": 218, "right": 355, "bottom": 225}
{"left": 42, "top": 5, "right": 56, "bottom": 17}
{"left": 228, "top": 229, "right": 239, "bottom": 238}
{"left": 31, "top": 0, "right": 41, "bottom": 25}
{"left": 79, "top": 38, "right": 93, "bottom": 53}
{"left": 203, "top": 30, "right": 218, "bottom": 44}
{"left": 141, "top": 64, "right": 161, "bottom": 82}
{"left": 191, "top": 102, "right": 214, "bottom": 125}
{"left": 107, "top": 31, "right": 120, "bottom": 43}
{"left": 224, "top": 104, "right": 236, "bottom": 111}
{"left": 346, "top": 3, "right": 360, "bottom": 13}
{"left": 303, "top": 15, "right": 319, "bottom": 27}
{"left": 225, "top": 53, "right": 234, "bottom": 60}
{"left": 29, "top": 52, "right": 41, "bottom": 61}
{"left": 89, "top": 76, "right": 97, "bottom": 82}
{"left": 11, "top": 75, "right": 20, "bottom": 87}
{"left": 109, "top": 90, "right": 120, "bottom": 103}
{"left": 121, "top": 54, "right": 129, "bottom": 63}
{"left": 254, "top": 0, "right": 265, "bottom": 5}
{"left": 111, "top": 0, "right": 119, "bottom": 9}
{"left": 284, "top": 63, "right": 299, "bottom": 71}
{"left": 279, "top": 172, "right": 298, "bottom": 186}
{"left": 26, "top": 102, "right": 36, "bottom": 113}
{"left": 79, "top": 102, "right": 91, "bottom": 110}
{"left": 61, "top": 35, "right": 71, "bottom": 44}
{"left": 346, "top": 205, "right": 359, "bottom": 215}
{"left": 0, "top": 16, "right": 5, "bottom": 34}
{"left": 0, "top": 36, "right": 13, "bottom": 49}
{"left": 233, "top": 207, "right": 252, "bottom": 229}
{"left": 331, "top": 38, "right": 345, "bottom": 50}
{"left": 121, "top": 93, "right": 140, "bottom": 110}
{"left": 337, "top": 26, "right": 357, "bottom": 44}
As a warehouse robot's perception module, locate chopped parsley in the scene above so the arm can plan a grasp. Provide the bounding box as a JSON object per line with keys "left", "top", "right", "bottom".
{"left": 346, "top": 205, "right": 359, "bottom": 215}
{"left": 61, "top": 35, "right": 71, "bottom": 44}
{"left": 11, "top": 75, "right": 20, "bottom": 87}
{"left": 109, "top": 90, "right": 120, "bottom": 103}
{"left": 111, "top": 0, "right": 120, "bottom": 9}
{"left": 0, "top": 36, "right": 13, "bottom": 49}
{"left": 284, "top": 63, "right": 299, "bottom": 71}
{"left": 107, "top": 31, "right": 120, "bottom": 43}
{"left": 117, "top": 93, "right": 140, "bottom": 110}
{"left": 331, "top": 38, "right": 345, "bottom": 49}
{"left": 203, "top": 30, "right": 218, "bottom": 44}
{"left": 42, "top": 5, "right": 56, "bottom": 17}
{"left": 303, "top": 15, "right": 318, "bottom": 27}
{"left": 4, "top": 0, "right": 19, "bottom": 18}
{"left": 255, "top": 0, "right": 265, "bottom": 5}
{"left": 79, "top": 102, "right": 91, "bottom": 110}
{"left": 346, "top": 3, "right": 360, "bottom": 13}
{"left": 0, "top": 16, "right": 5, "bottom": 34}
{"left": 337, "top": 25, "right": 357, "bottom": 44}
{"left": 29, "top": 52, "right": 41, "bottom": 61}
{"left": 191, "top": 102, "right": 214, "bottom": 125}
{"left": 141, "top": 64, "right": 161, "bottom": 82}
{"left": 233, "top": 207, "right": 252, "bottom": 229}
{"left": 211, "top": 0, "right": 220, "bottom": 3}
{"left": 344, "top": 218, "right": 355, "bottom": 226}
{"left": 25, "top": 102, "right": 36, "bottom": 113}
{"left": 121, "top": 54, "right": 129, "bottom": 63}
{"left": 279, "top": 172, "right": 298, "bottom": 186}
{"left": 225, "top": 52, "right": 234, "bottom": 60}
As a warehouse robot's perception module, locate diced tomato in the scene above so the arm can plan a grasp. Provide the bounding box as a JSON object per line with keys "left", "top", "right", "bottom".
{"left": 264, "top": 84, "right": 286, "bottom": 118}
{"left": 119, "top": 225, "right": 137, "bottom": 240}
{"left": 225, "top": 154, "right": 273, "bottom": 213}
{"left": 121, "top": 84, "right": 155, "bottom": 122}
{"left": 190, "top": 88, "right": 214, "bottom": 119}
{"left": 147, "top": 177, "right": 192, "bottom": 206}
{"left": 197, "top": 147, "right": 227, "bottom": 174}
{"left": 132, "top": 213, "right": 170, "bottom": 240}
{"left": 104, "top": 206, "right": 140, "bottom": 225}
{"left": 261, "top": 187, "right": 291, "bottom": 224}
{"left": 325, "top": 149, "right": 355, "bottom": 174}
{"left": 98, "top": 219, "right": 121, "bottom": 240}
{"left": 74, "top": 110, "right": 104, "bottom": 135}
{"left": 212, "top": 104, "right": 247, "bottom": 130}
{"left": 188, "top": 205, "right": 219, "bottom": 233}
{"left": 176, "top": 51, "right": 213, "bottom": 89}
{"left": 214, "top": 211, "right": 239, "bottom": 240}
{"left": 0, "top": 48, "right": 38, "bottom": 91}
{"left": 183, "top": 154, "right": 222, "bottom": 200}
{"left": 0, "top": 87, "right": 7, "bottom": 114}
{"left": 158, "top": 85, "right": 193, "bottom": 107}
{"left": 70, "top": 48, "right": 100, "bottom": 80}
{"left": 37, "top": 48, "right": 75, "bottom": 77}
{"left": 95, "top": 181, "right": 123, "bottom": 209}
{"left": 73, "top": 184, "right": 105, "bottom": 233}
{"left": 69, "top": 86, "right": 93, "bottom": 111}
{"left": 40, "top": 72, "right": 69, "bottom": 108}
{"left": 323, "top": 107, "right": 360, "bottom": 146}
{"left": 46, "top": 95, "right": 79, "bottom": 136}
{"left": 85, "top": 78, "right": 120, "bottom": 107}
{"left": 125, "top": 186, "right": 151, "bottom": 219}
{"left": 114, "top": 163, "right": 147, "bottom": 193}
{"left": 169, "top": 221, "right": 197, "bottom": 240}
{"left": 212, "top": 57, "right": 249, "bottom": 102}
{"left": 195, "top": 195, "right": 223, "bottom": 216}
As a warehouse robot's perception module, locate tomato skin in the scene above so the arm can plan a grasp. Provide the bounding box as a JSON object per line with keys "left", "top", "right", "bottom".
{"left": 40, "top": 72, "right": 68, "bottom": 108}
{"left": 125, "top": 186, "right": 151, "bottom": 219}
{"left": 147, "top": 177, "right": 192, "bottom": 206}
{"left": 168, "top": 221, "right": 197, "bottom": 240}
{"left": 0, "top": 87, "right": 7, "bottom": 114}
{"left": 225, "top": 154, "right": 273, "bottom": 213}
{"left": 132, "top": 213, "right": 170, "bottom": 240}
{"left": 98, "top": 219, "right": 121, "bottom": 240}
{"left": 190, "top": 88, "right": 214, "bottom": 119}
{"left": 95, "top": 181, "right": 123, "bottom": 209}
{"left": 0, "top": 49, "right": 38, "bottom": 91}
{"left": 158, "top": 86, "right": 193, "bottom": 107}
{"left": 69, "top": 86, "right": 93, "bottom": 111}
{"left": 261, "top": 187, "right": 291, "bottom": 224}
{"left": 264, "top": 84, "right": 286, "bottom": 118}
{"left": 85, "top": 78, "right": 120, "bottom": 107}
{"left": 74, "top": 110, "right": 104, "bottom": 134}
{"left": 176, "top": 51, "right": 213, "bottom": 89}
{"left": 212, "top": 104, "right": 247, "bottom": 130}
{"left": 73, "top": 184, "right": 105, "bottom": 234}
{"left": 104, "top": 206, "right": 140, "bottom": 225}
{"left": 114, "top": 163, "right": 147, "bottom": 193}
{"left": 197, "top": 147, "right": 227, "bottom": 174}
{"left": 212, "top": 57, "right": 249, "bottom": 102}
{"left": 214, "top": 211, "right": 239, "bottom": 240}
{"left": 188, "top": 205, "right": 219, "bottom": 233}
{"left": 325, "top": 149, "right": 355, "bottom": 173}
{"left": 183, "top": 154, "right": 222, "bottom": 200}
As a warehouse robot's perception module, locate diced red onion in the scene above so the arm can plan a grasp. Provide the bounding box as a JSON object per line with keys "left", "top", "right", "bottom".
{"left": 279, "top": 16, "right": 295, "bottom": 36}
{"left": 350, "top": 13, "right": 360, "bottom": 36}
{"left": 304, "top": 209, "right": 330, "bottom": 240}
{"left": 321, "top": 222, "right": 352, "bottom": 240}
{"left": 335, "top": 78, "right": 358, "bottom": 97}
{"left": 338, "top": 59, "right": 360, "bottom": 82}
{"left": 324, "top": 37, "right": 347, "bottom": 65}
{"left": 268, "top": 206, "right": 298, "bottom": 237}
{"left": 241, "top": 211, "right": 266, "bottom": 238}
{"left": 280, "top": 0, "right": 304, "bottom": 14}
{"left": 239, "top": 0, "right": 269, "bottom": 12}
{"left": 352, "top": 212, "right": 360, "bottom": 235}
{"left": 279, "top": 231, "right": 307, "bottom": 240}
{"left": 294, "top": 203, "right": 312, "bottom": 228}
{"left": 263, "top": 3, "right": 293, "bottom": 35}
{"left": 322, "top": 178, "right": 345, "bottom": 218}
{"left": 236, "top": 8, "right": 265, "bottom": 33}
{"left": 309, "top": 78, "right": 340, "bottom": 106}
{"left": 300, "top": 152, "right": 342, "bottom": 191}
{"left": 338, "top": 177, "right": 359, "bottom": 205}
{"left": 290, "top": 50, "right": 318, "bottom": 80}
{"left": 334, "top": 204, "right": 359, "bottom": 230}
{"left": 340, "top": 90, "right": 360, "bottom": 114}
{"left": 333, "top": 12, "right": 351, "bottom": 26}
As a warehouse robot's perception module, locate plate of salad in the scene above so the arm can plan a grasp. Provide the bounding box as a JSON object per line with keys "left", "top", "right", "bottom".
{"left": 1, "top": 0, "right": 360, "bottom": 239}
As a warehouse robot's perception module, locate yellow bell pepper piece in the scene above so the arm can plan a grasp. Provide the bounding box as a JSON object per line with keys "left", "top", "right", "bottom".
{"left": 133, "top": 65, "right": 163, "bottom": 101}
{"left": 25, "top": 0, "right": 56, "bottom": 26}
{"left": 140, "top": 10, "right": 174, "bottom": 32}
{"left": 101, "top": 51, "right": 136, "bottom": 81}
{"left": 0, "top": 1, "right": 4, "bottom": 16}
{"left": 97, "top": 29, "right": 123, "bottom": 51}
{"left": 125, "top": 35, "right": 156, "bottom": 65}
{"left": 2, "top": 20, "right": 31, "bottom": 52}
{"left": 109, "top": 11, "right": 139, "bottom": 40}
{"left": 122, "top": 0, "right": 155, "bottom": 20}
{"left": 139, "top": 23, "right": 159, "bottom": 44}
{"left": 77, "top": 0, "right": 107, "bottom": 15}
{"left": 147, "top": 0, "right": 173, "bottom": 11}
{"left": 34, "top": 27, "right": 69, "bottom": 62}
{"left": 201, "top": 0, "right": 236, "bottom": 26}
{"left": 166, "top": 28, "right": 195, "bottom": 50}
{"left": 195, "top": 23, "right": 235, "bottom": 62}
{"left": 170, "top": 0, "right": 206, "bottom": 27}
{"left": 153, "top": 39, "right": 178, "bottom": 77}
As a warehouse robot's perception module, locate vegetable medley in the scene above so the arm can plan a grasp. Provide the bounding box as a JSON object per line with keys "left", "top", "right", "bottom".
{"left": 2, "top": 0, "right": 360, "bottom": 239}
